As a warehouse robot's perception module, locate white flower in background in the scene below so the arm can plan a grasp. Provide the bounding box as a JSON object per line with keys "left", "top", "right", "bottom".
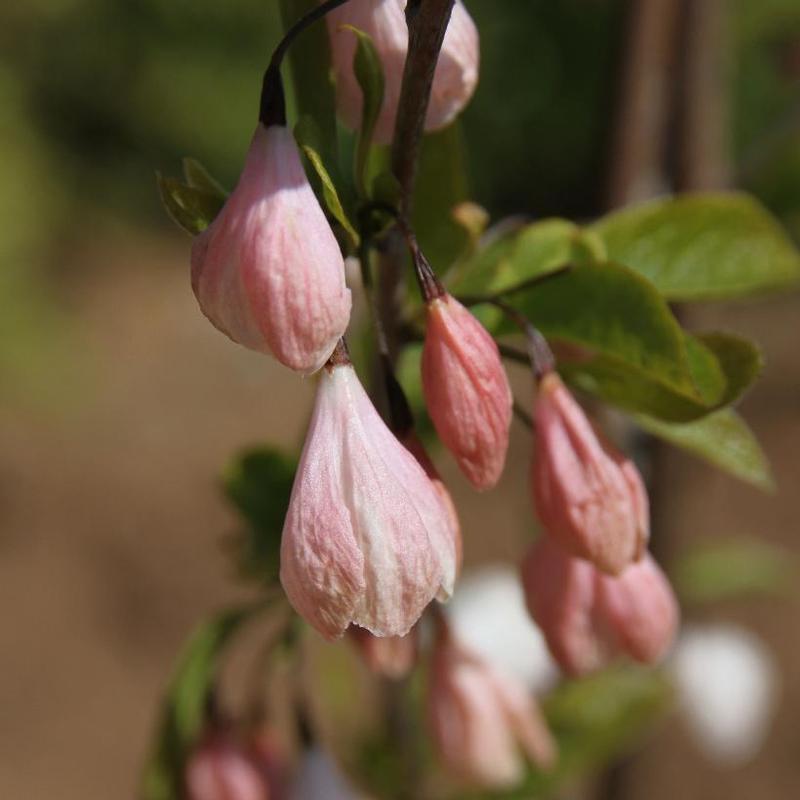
{"left": 289, "top": 746, "right": 362, "bottom": 800}
{"left": 671, "top": 624, "right": 779, "bottom": 765}
{"left": 446, "top": 566, "right": 558, "bottom": 693}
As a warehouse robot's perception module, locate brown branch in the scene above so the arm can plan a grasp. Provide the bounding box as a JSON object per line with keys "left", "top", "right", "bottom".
{"left": 391, "top": 0, "right": 456, "bottom": 220}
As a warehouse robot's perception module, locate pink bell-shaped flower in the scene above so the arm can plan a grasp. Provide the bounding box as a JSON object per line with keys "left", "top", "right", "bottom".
{"left": 531, "top": 372, "right": 649, "bottom": 574}
{"left": 521, "top": 537, "right": 678, "bottom": 675}
{"left": 422, "top": 293, "right": 512, "bottom": 490}
{"left": 427, "top": 615, "right": 556, "bottom": 788}
{"left": 325, "top": 0, "right": 479, "bottom": 144}
{"left": 347, "top": 624, "right": 419, "bottom": 679}
{"left": 520, "top": 536, "right": 604, "bottom": 677}
{"left": 185, "top": 733, "right": 270, "bottom": 800}
{"left": 191, "top": 123, "right": 351, "bottom": 374}
{"left": 594, "top": 552, "right": 679, "bottom": 665}
{"left": 280, "top": 345, "right": 457, "bottom": 640}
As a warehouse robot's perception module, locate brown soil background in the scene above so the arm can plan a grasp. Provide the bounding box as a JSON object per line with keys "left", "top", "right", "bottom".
{"left": 0, "top": 228, "right": 798, "bottom": 798}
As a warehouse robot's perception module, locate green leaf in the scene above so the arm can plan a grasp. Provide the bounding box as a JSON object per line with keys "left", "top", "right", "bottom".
{"left": 341, "top": 25, "right": 385, "bottom": 197}
{"left": 635, "top": 408, "right": 775, "bottom": 491}
{"left": 674, "top": 538, "right": 795, "bottom": 605}
{"left": 141, "top": 607, "right": 256, "bottom": 800}
{"left": 502, "top": 261, "right": 697, "bottom": 397}
{"left": 295, "top": 123, "right": 360, "bottom": 250}
{"left": 181, "top": 158, "right": 227, "bottom": 198}
{"left": 697, "top": 331, "right": 763, "bottom": 406}
{"left": 561, "top": 331, "right": 762, "bottom": 423}
{"left": 156, "top": 174, "right": 224, "bottom": 235}
{"left": 450, "top": 219, "right": 579, "bottom": 296}
{"left": 223, "top": 447, "right": 297, "bottom": 584}
{"left": 459, "top": 666, "right": 672, "bottom": 800}
{"left": 591, "top": 192, "right": 800, "bottom": 300}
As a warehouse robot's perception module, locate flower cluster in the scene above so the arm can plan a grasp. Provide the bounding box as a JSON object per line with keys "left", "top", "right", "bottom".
{"left": 182, "top": 0, "right": 681, "bottom": 792}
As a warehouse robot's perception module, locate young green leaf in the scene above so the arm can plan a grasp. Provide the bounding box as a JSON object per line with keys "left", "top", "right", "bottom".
{"left": 591, "top": 192, "right": 800, "bottom": 300}
{"left": 295, "top": 132, "right": 361, "bottom": 249}
{"left": 341, "top": 25, "right": 385, "bottom": 197}
{"left": 181, "top": 158, "right": 227, "bottom": 198}
{"left": 635, "top": 408, "right": 775, "bottom": 491}
{"left": 140, "top": 606, "right": 257, "bottom": 800}
{"left": 156, "top": 174, "right": 224, "bottom": 235}
{"left": 223, "top": 447, "right": 297, "bottom": 584}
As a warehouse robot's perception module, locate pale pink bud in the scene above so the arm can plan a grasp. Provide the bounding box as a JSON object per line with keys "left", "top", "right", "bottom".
{"left": 428, "top": 623, "right": 556, "bottom": 788}
{"left": 520, "top": 536, "right": 605, "bottom": 677}
{"left": 191, "top": 123, "right": 351, "bottom": 374}
{"left": 280, "top": 359, "right": 457, "bottom": 640}
{"left": 185, "top": 733, "right": 269, "bottom": 800}
{"left": 325, "top": 0, "right": 479, "bottom": 144}
{"left": 401, "top": 431, "right": 462, "bottom": 572}
{"left": 347, "top": 624, "right": 419, "bottom": 679}
{"left": 594, "top": 553, "right": 679, "bottom": 665}
{"left": 421, "top": 294, "right": 512, "bottom": 490}
{"left": 531, "top": 372, "right": 648, "bottom": 574}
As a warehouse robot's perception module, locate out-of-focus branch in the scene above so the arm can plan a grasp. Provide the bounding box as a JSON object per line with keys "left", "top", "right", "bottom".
{"left": 606, "top": 0, "right": 681, "bottom": 207}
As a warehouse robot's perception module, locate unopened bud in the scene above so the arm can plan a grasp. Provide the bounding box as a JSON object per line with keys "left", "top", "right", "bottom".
{"left": 325, "top": 0, "right": 479, "bottom": 144}
{"left": 428, "top": 620, "right": 557, "bottom": 788}
{"left": 191, "top": 123, "right": 351, "bottom": 374}
{"left": 422, "top": 294, "right": 512, "bottom": 490}
{"left": 280, "top": 356, "right": 457, "bottom": 640}
{"left": 531, "top": 372, "right": 648, "bottom": 574}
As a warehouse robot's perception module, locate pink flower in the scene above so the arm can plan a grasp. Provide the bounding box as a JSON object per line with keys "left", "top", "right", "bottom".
{"left": 280, "top": 356, "right": 457, "bottom": 640}
{"left": 347, "top": 624, "right": 419, "bottom": 679}
{"left": 520, "top": 536, "right": 604, "bottom": 677}
{"left": 185, "top": 733, "right": 269, "bottom": 800}
{"left": 594, "top": 553, "right": 679, "bottom": 665}
{"left": 325, "top": 0, "right": 479, "bottom": 144}
{"left": 531, "top": 372, "right": 649, "bottom": 574}
{"left": 401, "top": 431, "right": 462, "bottom": 571}
{"left": 421, "top": 294, "right": 512, "bottom": 490}
{"left": 521, "top": 537, "right": 678, "bottom": 675}
{"left": 428, "top": 620, "right": 557, "bottom": 788}
{"left": 191, "top": 123, "right": 351, "bottom": 374}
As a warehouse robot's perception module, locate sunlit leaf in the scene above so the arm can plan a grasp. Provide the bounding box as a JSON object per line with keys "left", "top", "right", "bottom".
{"left": 591, "top": 192, "right": 800, "bottom": 299}
{"left": 156, "top": 174, "right": 223, "bottom": 235}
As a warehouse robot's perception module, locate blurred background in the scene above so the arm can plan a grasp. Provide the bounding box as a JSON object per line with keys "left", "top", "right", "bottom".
{"left": 1, "top": 0, "right": 799, "bottom": 798}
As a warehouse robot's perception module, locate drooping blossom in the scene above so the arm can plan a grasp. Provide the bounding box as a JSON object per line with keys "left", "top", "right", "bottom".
{"left": 325, "top": 0, "right": 479, "bottom": 144}
{"left": 400, "top": 431, "right": 462, "bottom": 570}
{"left": 520, "top": 536, "right": 604, "bottom": 676}
{"left": 191, "top": 123, "right": 351, "bottom": 374}
{"left": 347, "top": 624, "right": 419, "bottom": 679}
{"left": 280, "top": 347, "right": 457, "bottom": 640}
{"left": 427, "top": 615, "right": 556, "bottom": 788}
{"left": 185, "top": 732, "right": 270, "bottom": 800}
{"left": 422, "top": 293, "right": 512, "bottom": 490}
{"left": 531, "top": 371, "right": 649, "bottom": 574}
{"left": 521, "top": 537, "right": 678, "bottom": 675}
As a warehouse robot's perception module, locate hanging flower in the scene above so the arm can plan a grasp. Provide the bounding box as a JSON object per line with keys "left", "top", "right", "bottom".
{"left": 191, "top": 123, "right": 351, "bottom": 374}
{"left": 280, "top": 346, "right": 457, "bottom": 639}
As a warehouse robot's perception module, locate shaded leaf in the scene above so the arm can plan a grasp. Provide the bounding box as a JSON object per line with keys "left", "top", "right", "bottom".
{"left": 635, "top": 408, "right": 775, "bottom": 491}
{"left": 181, "top": 157, "right": 227, "bottom": 198}
{"left": 698, "top": 331, "right": 763, "bottom": 406}
{"left": 295, "top": 122, "right": 360, "bottom": 249}
{"left": 674, "top": 538, "right": 795, "bottom": 605}
{"left": 156, "top": 174, "right": 224, "bottom": 235}
{"left": 591, "top": 192, "right": 800, "bottom": 299}
{"left": 341, "top": 25, "right": 385, "bottom": 196}
{"left": 223, "top": 447, "right": 297, "bottom": 584}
